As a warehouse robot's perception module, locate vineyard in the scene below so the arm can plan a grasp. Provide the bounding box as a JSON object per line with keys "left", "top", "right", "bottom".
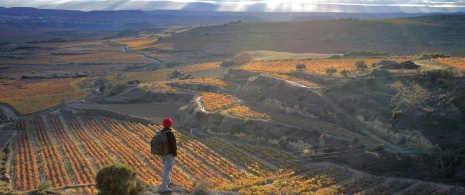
{"left": 433, "top": 57, "right": 465, "bottom": 70}
{"left": 8, "top": 113, "right": 423, "bottom": 194}
{"left": 0, "top": 78, "right": 90, "bottom": 115}
{"left": 223, "top": 105, "right": 271, "bottom": 120}
{"left": 10, "top": 114, "right": 291, "bottom": 192}
{"left": 7, "top": 114, "right": 465, "bottom": 194}
{"left": 200, "top": 92, "right": 238, "bottom": 111}
{"left": 242, "top": 58, "right": 408, "bottom": 75}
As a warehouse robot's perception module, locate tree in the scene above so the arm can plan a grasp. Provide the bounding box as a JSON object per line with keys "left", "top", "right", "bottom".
{"left": 296, "top": 64, "right": 306, "bottom": 71}
{"left": 96, "top": 164, "right": 147, "bottom": 195}
{"left": 325, "top": 67, "right": 337, "bottom": 76}
{"left": 355, "top": 61, "right": 368, "bottom": 71}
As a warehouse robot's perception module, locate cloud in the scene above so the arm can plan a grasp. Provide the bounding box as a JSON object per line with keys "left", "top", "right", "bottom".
{"left": 1, "top": 0, "right": 465, "bottom": 12}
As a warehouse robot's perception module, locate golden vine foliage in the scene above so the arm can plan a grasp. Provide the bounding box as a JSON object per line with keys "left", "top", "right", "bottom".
{"left": 201, "top": 92, "right": 238, "bottom": 111}
{"left": 224, "top": 105, "right": 270, "bottom": 120}
{"left": 171, "top": 78, "right": 228, "bottom": 87}
{"left": 149, "top": 82, "right": 179, "bottom": 92}
{"left": 181, "top": 62, "right": 221, "bottom": 73}
{"left": 243, "top": 58, "right": 403, "bottom": 75}
{"left": 0, "top": 78, "right": 89, "bottom": 115}
{"left": 14, "top": 115, "right": 392, "bottom": 194}
{"left": 433, "top": 57, "right": 465, "bottom": 69}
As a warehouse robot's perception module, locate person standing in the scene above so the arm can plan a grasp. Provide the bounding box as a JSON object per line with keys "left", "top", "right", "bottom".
{"left": 160, "top": 117, "right": 177, "bottom": 193}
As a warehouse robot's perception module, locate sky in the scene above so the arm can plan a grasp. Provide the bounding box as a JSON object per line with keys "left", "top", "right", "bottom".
{"left": 1, "top": 0, "right": 465, "bottom": 12}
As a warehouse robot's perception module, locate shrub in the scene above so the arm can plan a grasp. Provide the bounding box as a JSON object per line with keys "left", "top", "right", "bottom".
{"left": 302, "top": 149, "right": 311, "bottom": 156}
{"left": 325, "top": 67, "right": 337, "bottom": 76}
{"left": 37, "top": 181, "right": 51, "bottom": 191}
{"left": 352, "top": 137, "right": 360, "bottom": 144}
{"left": 373, "top": 144, "right": 385, "bottom": 152}
{"left": 392, "top": 110, "right": 403, "bottom": 120}
{"left": 95, "top": 164, "right": 147, "bottom": 195}
{"left": 297, "top": 94, "right": 305, "bottom": 101}
{"left": 191, "top": 180, "right": 209, "bottom": 195}
{"left": 340, "top": 70, "right": 350, "bottom": 78}
{"left": 136, "top": 83, "right": 152, "bottom": 92}
{"left": 356, "top": 61, "right": 368, "bottom": 71}
{"left": 296, "top": 63, "right": 306, "bottom": 71}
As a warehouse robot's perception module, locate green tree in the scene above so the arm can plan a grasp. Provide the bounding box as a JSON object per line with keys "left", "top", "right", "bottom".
{"left": 96, "top": 164, "right": 147, "bottom": 195}
{"left": 325, "top": 67, "right": 337, "bottom": 76}
{"left": 355, "top": 61, "right": 368, "bottom": 71}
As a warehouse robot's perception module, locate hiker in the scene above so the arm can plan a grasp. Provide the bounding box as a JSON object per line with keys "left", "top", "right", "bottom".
{"left": 160, "top": 117, "right": 177, "bottom": 193}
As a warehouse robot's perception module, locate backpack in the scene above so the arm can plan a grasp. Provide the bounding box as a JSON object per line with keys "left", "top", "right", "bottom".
{"left": 150, "top": 130, "right": 170, "bottom": 156}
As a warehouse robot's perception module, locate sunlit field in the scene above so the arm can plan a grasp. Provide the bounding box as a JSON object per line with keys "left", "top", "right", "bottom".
{"left": 0, "top": 78, "right": 90, "bottom": 115}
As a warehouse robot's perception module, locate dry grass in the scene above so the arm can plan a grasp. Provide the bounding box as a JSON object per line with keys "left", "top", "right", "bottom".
{"left": 107, "top": 69, "right": 174, "bottom": 85}
{"left": 181, "top": 62, "right": 221, "bottom": 73}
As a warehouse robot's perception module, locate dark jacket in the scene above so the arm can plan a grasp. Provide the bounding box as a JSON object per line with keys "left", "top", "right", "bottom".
{"left": 161, "top": 128, "right": 177, "bottom": 157}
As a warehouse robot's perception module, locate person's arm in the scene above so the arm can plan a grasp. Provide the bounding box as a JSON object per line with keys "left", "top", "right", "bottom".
{"left": 166, "top": 132, "right": 177, "bottom": 157}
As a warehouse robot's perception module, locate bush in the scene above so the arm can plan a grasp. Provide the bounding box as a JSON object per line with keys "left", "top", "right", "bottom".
{"left": 392, "top": 110, "right": 403, "bottom": 120}
{"left": 302, "top": 149, "right": 311, "bottom": 156}
{"left": 340, "top": 70, "right": 350, "bottom": 78}
{"left": 136, "top": 83, "right": 152, "bottom": 92}
{"left": 191, "top": 180, "right": 209, "bottom": 195}
{"left": 37, "top": 181, "right": 51, "bottom": 191}
{"left": 95, "top": 164, "right": 147, "bottom": 195}
{"left": 373, "top": 144, "right": 385, "bottom": 152}
{"left": 417, "top": 52, "right": 451, "bottom": 60}
{"left": 352, "top": 137, "right": 360, "bottom": 144}
{"left": 325, "top": 67, "right": 337, "bottom": 76}
{"left": 296, "top": 64, "right": 306, "bottom": 71}
{"left": 356, "top": 61, "right": 368, "bottom": 71}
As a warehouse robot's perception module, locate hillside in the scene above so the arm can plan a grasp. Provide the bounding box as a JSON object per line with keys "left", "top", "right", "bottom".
{"left": 157, "top": 14, "right": 465, "bottom": 56}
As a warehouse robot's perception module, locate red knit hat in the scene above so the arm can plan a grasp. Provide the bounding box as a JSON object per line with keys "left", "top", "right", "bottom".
{"left": 163, "top": 118, "right": 173, "bottom": 128}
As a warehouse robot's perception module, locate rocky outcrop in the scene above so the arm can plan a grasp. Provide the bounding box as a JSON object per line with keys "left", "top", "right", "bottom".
{"left": 174, "top": 98, "right": 349, "bottom": 152}
{"left": 236, "top": 74, "right": 358, "bottom": 131}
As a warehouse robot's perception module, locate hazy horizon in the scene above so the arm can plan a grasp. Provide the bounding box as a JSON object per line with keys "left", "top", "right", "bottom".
{"left": 1, "top": 0, "right": 465, "bottom": 13}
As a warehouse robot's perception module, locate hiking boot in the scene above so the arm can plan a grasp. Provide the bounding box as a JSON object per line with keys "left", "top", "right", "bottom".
{"left": 161, "top": 188, "right": 173, "bottom": 193}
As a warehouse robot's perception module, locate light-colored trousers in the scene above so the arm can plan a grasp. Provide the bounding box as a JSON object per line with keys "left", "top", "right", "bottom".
{"left": 161, "top": 154, "right": 175, "bottom": 191}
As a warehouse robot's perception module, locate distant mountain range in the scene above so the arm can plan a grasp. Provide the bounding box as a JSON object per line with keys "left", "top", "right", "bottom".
{"left": 28, "top": 0, "right": 465, "bottom": 13}
{"left": 0, "top": 6, "right": 455, "bottom": 25}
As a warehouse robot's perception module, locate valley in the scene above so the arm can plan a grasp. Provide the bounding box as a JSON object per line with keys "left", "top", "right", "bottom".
{"left": 0, "top": 8, "right": 465, "bottom": 194}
